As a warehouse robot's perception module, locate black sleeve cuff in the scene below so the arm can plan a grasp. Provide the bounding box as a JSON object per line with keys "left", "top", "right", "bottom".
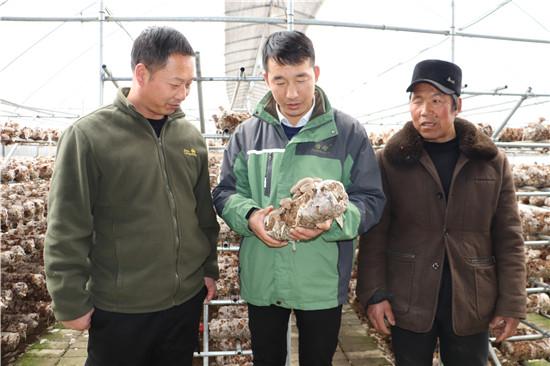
{"left": 367, "top": 289, "right": 393, "bottom": 305}
{"left": 245, "top": 207, "right": 259, "bottom": 220}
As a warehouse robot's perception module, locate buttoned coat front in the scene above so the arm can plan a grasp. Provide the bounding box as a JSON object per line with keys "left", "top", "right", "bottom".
{"left": 356, "top": 118, "right": 526, "bottom": 335}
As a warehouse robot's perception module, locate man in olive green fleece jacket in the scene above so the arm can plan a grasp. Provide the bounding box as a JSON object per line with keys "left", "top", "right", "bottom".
{"left": 44, "top": 26, "right": 219, "bottom": 366}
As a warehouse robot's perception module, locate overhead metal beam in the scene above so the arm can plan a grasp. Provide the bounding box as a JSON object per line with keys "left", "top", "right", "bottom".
{"left": 2, "top": 16, "right": 549, "bottom": 44}
{"left": 463, "top": 91, "right": 550, "bottom": 97}
{"left": 103, "top": 76, "right": 264, "bottom": 82}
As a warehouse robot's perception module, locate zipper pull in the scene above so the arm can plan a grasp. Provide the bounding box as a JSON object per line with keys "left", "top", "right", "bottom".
{"left": 290, "top": 241, "right": 297, "bottom": 252}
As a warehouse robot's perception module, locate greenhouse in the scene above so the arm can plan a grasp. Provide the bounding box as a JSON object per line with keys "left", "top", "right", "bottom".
{"left": 1, "top": 1, "right": 549, "bottom": 365}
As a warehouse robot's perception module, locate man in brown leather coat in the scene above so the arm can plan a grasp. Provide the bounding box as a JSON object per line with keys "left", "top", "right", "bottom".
{"left": 356, "top": 59, "right": 526, "bottom": 366}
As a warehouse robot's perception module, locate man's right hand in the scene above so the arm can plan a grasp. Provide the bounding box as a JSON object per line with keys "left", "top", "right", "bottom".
{"left": 367, "top": 300, "right": 395, "bottom": 335}
{"left": 248, "top": 206, "right": 287, "bottom": 247}
{"left": 62, "top": 308, "right": 94, "bottom": 331}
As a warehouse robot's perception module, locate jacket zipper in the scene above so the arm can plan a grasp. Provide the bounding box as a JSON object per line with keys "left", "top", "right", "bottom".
{"left": 151, "top": 119, "right": 182, "bottom": 304}
{"left": 264, "top": 152, "right": 274, "bottom": 196}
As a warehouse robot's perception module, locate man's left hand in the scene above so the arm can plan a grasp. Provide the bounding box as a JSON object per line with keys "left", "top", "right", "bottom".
{"left": 204, "top": 277, "right": 217, "bottom": 303}
{"left": 289, "top": 219, "right": 332, "bottom": 241}
{"left": 490, "top": 316, "right": 520, "bottom": 343}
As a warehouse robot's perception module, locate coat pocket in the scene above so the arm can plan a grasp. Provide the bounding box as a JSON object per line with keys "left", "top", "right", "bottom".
{"left": 466, "top": 256, "right": 497, "bottom": 320}
{"left": 387, "top": 250, "right": 416, "bottom": 314}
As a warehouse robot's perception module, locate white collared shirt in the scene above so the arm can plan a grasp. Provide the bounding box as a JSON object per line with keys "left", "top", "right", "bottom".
{"left": 276, "top": 96, "right": 316, "bottom": 128}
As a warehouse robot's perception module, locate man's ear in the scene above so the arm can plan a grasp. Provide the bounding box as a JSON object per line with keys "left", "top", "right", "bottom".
{"left": 134, "top": 63, "right": 148, "bottom": 86}
{"left": 263, "top": 71, "right": 270, "bottom": 87}
{"left": 314, "top": 65, "right": 320, "bottom": 82}
{"left": 455, "top": 97, "right": 462, "bottom": 113}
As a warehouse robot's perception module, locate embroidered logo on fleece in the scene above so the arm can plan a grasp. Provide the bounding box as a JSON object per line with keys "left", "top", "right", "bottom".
{"left": 183, "top": 148, "right": 198, "bottom": 157}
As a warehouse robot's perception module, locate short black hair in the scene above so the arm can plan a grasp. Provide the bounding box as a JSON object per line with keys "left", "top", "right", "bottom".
{"left": 262, "top": 31, "right": 315, "bottom": 71}
{"left": 131, "top": 26, "right": 194, "bottom": 71}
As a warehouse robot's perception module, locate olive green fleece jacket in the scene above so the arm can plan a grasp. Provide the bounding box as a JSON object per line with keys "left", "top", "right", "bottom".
{"left": 45, "top": 88, "right": 219, "bottom": 321}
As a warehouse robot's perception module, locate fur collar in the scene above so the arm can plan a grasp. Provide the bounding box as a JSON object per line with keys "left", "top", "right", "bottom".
{"left": 384, "top": 117, "right": 498, "bottom": 165}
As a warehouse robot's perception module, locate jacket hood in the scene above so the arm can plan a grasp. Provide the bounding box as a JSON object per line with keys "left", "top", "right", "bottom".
{"left": 384, "top": 117, "right": 498, "bottom": 165}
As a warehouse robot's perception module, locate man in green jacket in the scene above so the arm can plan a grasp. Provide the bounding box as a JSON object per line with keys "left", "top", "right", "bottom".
{"left": 44, "top": 26, "right": 219, "bottom": 366}
{"left": 213, "top": 30, "right": 385, "bottom": 366}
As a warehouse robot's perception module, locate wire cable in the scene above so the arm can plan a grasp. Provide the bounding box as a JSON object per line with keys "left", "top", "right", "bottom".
{"left": 462, "top": 99, "right": 550, "bottom": 117}
{"left": 0, "top": 1, "right": 97, "bottom": 73}
{"left": 104, "top": 7, "right": 134, "bottom": 41}
{"left": 1, "top": 98, "right": 79, "bottom": 117}
{"left": 360, "top": 96, "right": 549, "bottom": 124}
{"left": 458, "top": 0, "right": 512, "bottom": 31}
{"left": 1, "top": 23, "right": 66, "bottom": 73}
{"left": 461, "top": 98, "right": 519, "bottom": 113}
{"left": 510, "top": 1, "right": 550, "bottom": 33}
{"left": 335, "top": 36, "right": 450, "bottom": 101}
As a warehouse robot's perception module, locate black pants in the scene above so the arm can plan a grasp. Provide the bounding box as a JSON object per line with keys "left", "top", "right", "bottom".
{"left": 85, "top": 287, "right": 206, "bottom": 366}
{"left": 248, "top": 303, "right": 342, "bottom": 366}
{"left": 391, "top": 266, "right": 488, "bottom": 366}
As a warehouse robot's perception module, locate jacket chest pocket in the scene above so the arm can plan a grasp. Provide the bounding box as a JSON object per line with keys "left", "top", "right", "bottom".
{"left": 387, "top": 250, "right": 416, "bottom": 314}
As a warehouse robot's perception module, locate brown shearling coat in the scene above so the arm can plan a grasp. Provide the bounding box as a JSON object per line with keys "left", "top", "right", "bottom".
{"left": 356, "top": 118, "right": 526, "bottom": 336}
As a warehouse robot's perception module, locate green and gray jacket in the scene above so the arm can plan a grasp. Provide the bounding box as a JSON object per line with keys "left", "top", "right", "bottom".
{"left": 212, "top": 87, "right": 385, "bottom": 310}
{"left": 45, "top": 88, "right": 219, "bottom": 321}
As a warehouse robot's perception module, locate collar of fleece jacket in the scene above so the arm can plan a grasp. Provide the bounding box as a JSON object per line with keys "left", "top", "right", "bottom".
{"left": 383, "top": 117, "right": 499, "bottom": 166}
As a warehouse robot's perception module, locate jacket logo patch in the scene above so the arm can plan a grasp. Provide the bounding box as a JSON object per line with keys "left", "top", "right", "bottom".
{"left": 312, "top": 142, "right": 332, "bottom": 154}
{"left": 183, "top": 148, "right": 198, "bottom": 157}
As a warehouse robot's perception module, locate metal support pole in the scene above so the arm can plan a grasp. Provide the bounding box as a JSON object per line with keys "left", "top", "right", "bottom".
{"left": 495, "top": 141, "right": 550, "bottom": 149}
{"left": 195, "top": 350, "right": 253, "bottom": 357}
{"left": 490, "top": 333, "right": 545, "bottom": 342}
{"left": 99, "top": 0, "right": 105, "bottom": 105}
{"left": 516, "top": 192, "right": 550, "bottom": 197}
{"left": 101, "top": 65, "right": 120, "bottom": 89}
{"left": 491, "top": 87, "right": 532, "bottom": 140}
{"left": 534, "top": 281, "right": 550, "bottom": 290}
{"left": 520, "top": 319, "right": 550, "bottom": 338}
{"left": 195, "top": 52, "right": 206, "bottom": 133}
{"left": 0, "top": 144, "right": 19, "bottom": 171}
{"left": 526, "top": 240, "right": 550, "bottom": 246}
{"left": 488, "top": 341, "right": 503, "bottom": 366}
{"left": 462, "top": 90, "right": 550, "bottom": 97}
{"left": 286, "top": 0, "right": 295, "bottom": 31}
{"left": 202, "top": 303, "right": 209, "bottom": 366}
{"left": 526, "top": 287, "right": 550, "bottom": 294}
{"left": 230, "top": 67, "right": 245, "bottom": 110}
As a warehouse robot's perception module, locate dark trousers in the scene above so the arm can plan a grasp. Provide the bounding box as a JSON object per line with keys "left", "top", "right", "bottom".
{"left": 85, "top": 287, "right": 206, "bottom": 366}
{"left": 391, "top": 267, "right": 488, "bottom": 366}
{"left": 248, "top": 303, "right": 342, "bottom": 366}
